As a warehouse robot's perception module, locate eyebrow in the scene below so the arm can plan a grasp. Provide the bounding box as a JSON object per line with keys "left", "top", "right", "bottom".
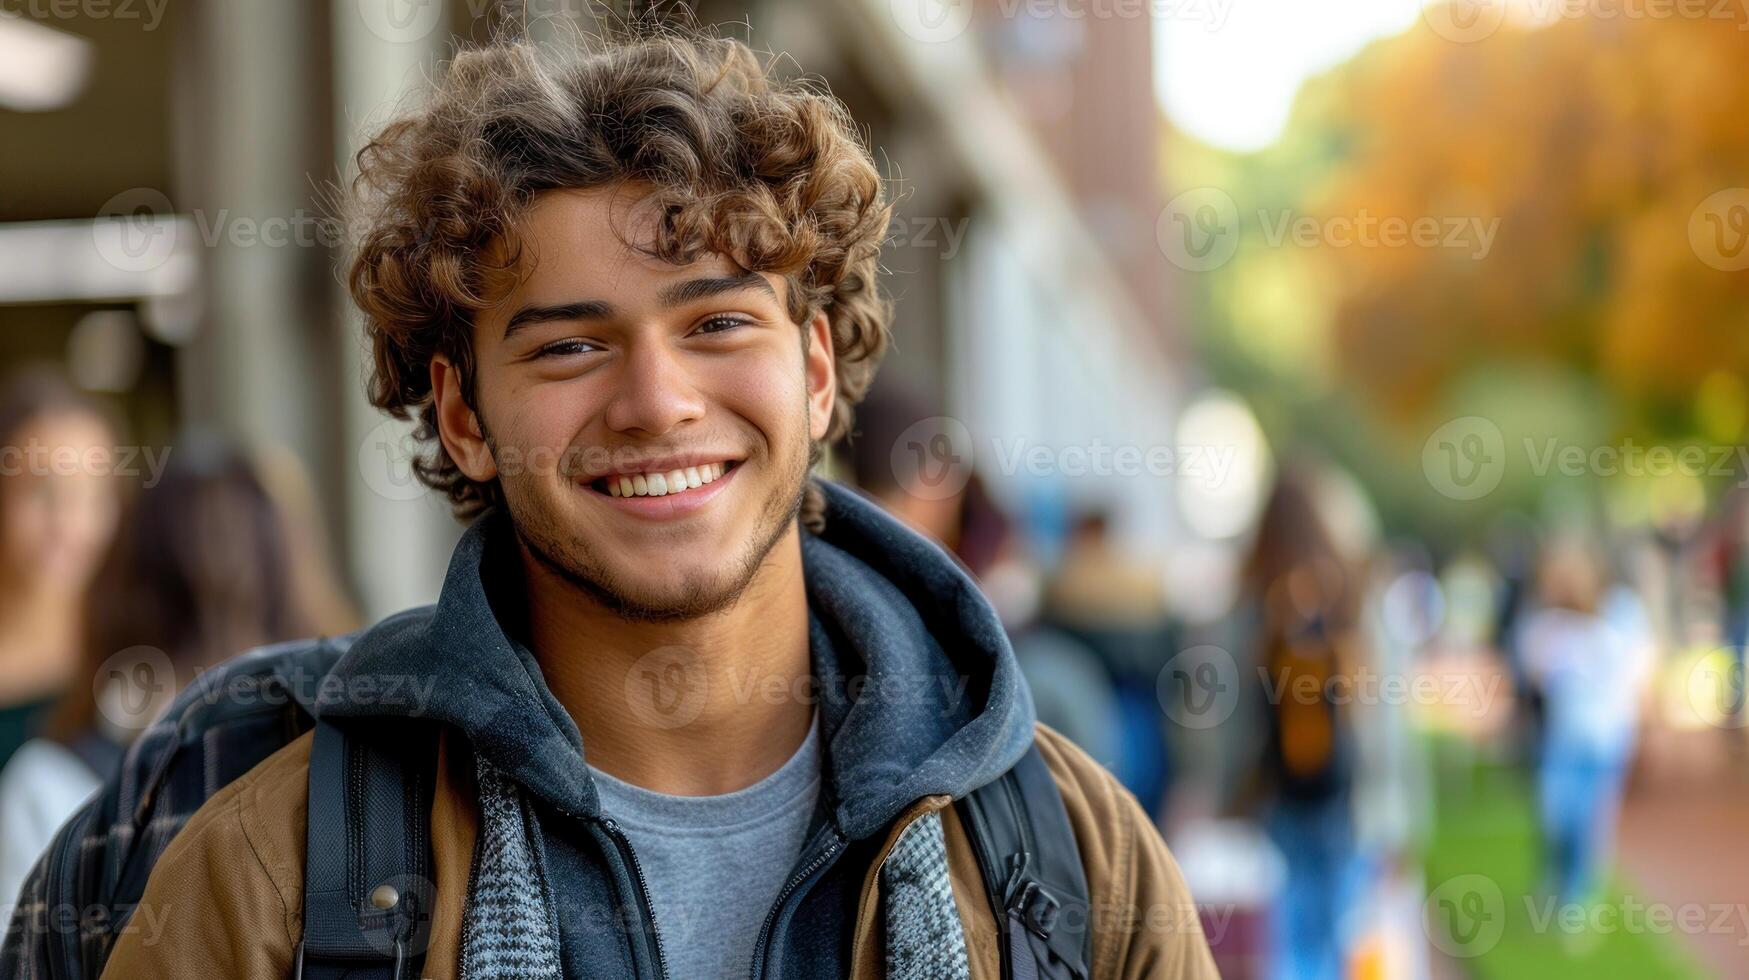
{"left": 658, "top": 271, "right": 778, "bottom": 308}
{"left": 502, "top": 272, "right": 779, "bottom": 338}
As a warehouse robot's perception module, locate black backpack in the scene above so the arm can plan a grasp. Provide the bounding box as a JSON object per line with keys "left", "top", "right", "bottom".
{"left": 293, "top": 715, "right": 1093, "bottom": 980}
{"left": 1, "top": 637, "right": 1090, "bottom": 980}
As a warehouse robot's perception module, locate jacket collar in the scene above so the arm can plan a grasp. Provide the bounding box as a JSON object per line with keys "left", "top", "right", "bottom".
{"left": 318, "top": 479, "right": 1035, "bottom": 838}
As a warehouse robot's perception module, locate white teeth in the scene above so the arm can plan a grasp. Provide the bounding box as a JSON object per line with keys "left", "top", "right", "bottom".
{"left": 602, "top": 462, "right": 734, "bottom": 497}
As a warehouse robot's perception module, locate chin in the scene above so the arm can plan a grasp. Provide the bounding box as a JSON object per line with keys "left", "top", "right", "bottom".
{"left": 597, "top": 569, "right": 751, "bottom": 623}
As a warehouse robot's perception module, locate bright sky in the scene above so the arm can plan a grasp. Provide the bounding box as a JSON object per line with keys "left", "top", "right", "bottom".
{"left": 1155, "top": 0, "right": 1425, "bottom": 152}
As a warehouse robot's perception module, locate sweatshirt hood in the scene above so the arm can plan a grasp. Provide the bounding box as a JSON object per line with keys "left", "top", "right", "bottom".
{"left": 318, "top": 478, "right": 1036, "bottom": 840}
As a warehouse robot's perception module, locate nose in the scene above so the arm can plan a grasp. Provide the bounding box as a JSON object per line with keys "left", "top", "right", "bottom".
{"left": 602, "top": 338, "right": 707, "bottom": 437}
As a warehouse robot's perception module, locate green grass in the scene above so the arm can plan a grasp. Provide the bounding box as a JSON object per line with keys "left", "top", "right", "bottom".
{"left": 1420, "top": 740, "right": 1710, "bottom": 980}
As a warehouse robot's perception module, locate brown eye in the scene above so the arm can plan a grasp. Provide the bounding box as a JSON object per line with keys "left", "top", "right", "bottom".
{"left": 694, "top": 316, "right": 751, "bottom": 336}
{"left": 537, "top": 339, "right": 599, "bottom": 358}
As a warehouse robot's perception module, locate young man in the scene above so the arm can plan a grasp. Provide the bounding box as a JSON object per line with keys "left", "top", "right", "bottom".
{"left": 93, "top": 30, "right": 1217, "bottom": 980}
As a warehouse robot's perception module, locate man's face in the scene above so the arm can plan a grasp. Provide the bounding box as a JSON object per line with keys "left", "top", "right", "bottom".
{"left": 433, "top": 186, "right": 835, "bottom": 622}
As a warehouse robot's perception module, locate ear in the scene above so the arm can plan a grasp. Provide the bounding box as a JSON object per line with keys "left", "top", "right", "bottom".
{"left": 430, "top": 354, "right": 497, "bottom": 482}
{"left": 805, "top": 310, "right": 836, "bottom": 443}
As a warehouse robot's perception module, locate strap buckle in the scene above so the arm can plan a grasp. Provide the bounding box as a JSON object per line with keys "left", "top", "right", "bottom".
{"left": 1014, "top": 880, "right": 1061, "bottom": 939}
{"left": 290, "top": 938, "right": 406, "bottom": 980}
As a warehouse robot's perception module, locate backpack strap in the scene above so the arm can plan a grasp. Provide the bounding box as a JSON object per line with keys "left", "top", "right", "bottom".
{"left": 957, "top": 743, "right": 1092, "bottom": 980}
{"left": 295, "top": 716, "right": 437, "bottom": 980}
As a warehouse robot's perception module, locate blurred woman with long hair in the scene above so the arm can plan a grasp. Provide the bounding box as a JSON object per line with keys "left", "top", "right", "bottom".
{"left": 0, "top": 370, "right": 122, "bottom": 771}
{"left": 1241, "top": 462, "right": 1363, "bottom": 980}
{"left": 0, "top": 433, "right": 322, "bottom": 904}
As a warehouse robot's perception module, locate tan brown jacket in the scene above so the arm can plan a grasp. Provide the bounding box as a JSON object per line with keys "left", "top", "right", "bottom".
{"left": 103, "top": 723, "right": 1218, "bottom": 979}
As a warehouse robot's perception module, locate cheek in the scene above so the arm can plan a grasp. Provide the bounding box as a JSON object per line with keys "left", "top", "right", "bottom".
{"left": 706, "top": 349, "right": 809, "bottom": 438}
{"left": 488, "top": 379, "right": 597, "bottom": 466}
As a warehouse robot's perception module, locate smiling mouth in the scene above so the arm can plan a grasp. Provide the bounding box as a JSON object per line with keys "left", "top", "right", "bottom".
{"left": 588, "top": 460, "right": 741, "bottom": 498}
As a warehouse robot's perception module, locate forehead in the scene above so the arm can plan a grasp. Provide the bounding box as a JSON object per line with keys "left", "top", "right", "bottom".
{"left": 507, "top": 185, "right": 745, "bottom": 302}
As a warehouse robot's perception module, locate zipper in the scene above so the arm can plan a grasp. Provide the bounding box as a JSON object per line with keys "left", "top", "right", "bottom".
{"left": 601, "top": 817, "right": 672, "bottom": 980}
{"left": 1000, "top": 773, "right": 1034, "bottom": 885}
{"left": 746, "top": 826, "right": 847, "bottom": 980}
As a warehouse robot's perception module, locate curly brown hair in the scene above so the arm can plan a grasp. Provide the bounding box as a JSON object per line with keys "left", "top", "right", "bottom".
{"left": 347, "top": 26, "right": 893, "bottom": 530}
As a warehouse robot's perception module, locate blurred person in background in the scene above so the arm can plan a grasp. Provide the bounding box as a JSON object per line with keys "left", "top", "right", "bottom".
{"left": 0, "top": 370, "right": 122, "bottom": 772}
{"left": 846, "top": 391, "right": 1135, "bottom": 804}
{"left": 1238, "top": 463, "right": 1361, "bottom": 980}
{"left": 1515, "top": 536, "right": 1654, "bottom": 919}
{"left": 1040, "top": 509, "right": 1176, "bottom": 811}
{"left": 1712, "top": 489, "right": 1749, "bottom": 734}
{"left": 0, "top": 432, "right": 338, "bottom": 908}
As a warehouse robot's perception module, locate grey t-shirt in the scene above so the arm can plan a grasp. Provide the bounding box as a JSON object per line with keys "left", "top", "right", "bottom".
{"left": 588, "top": 715, "right": 822, "bottom": 979}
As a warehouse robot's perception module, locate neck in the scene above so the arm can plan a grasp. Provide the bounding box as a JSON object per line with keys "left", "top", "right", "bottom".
{"left": 521, "top": 525, "right": 815, "bottom": 796}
